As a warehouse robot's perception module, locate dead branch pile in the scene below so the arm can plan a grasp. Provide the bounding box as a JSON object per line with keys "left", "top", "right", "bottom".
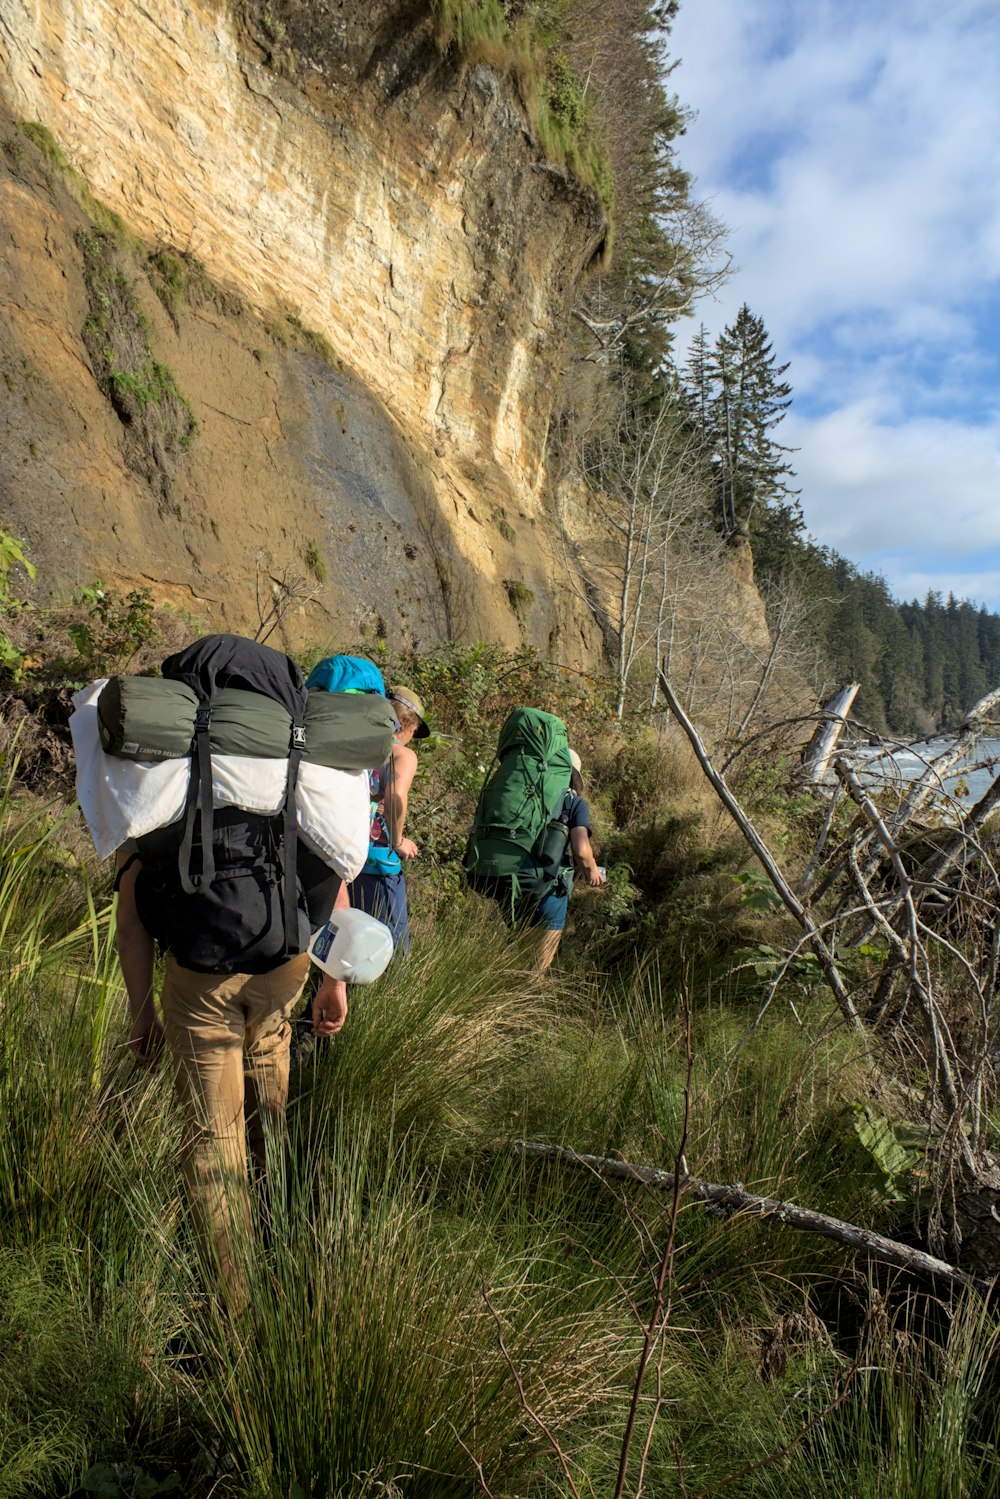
{"left": 660, "top": 672, "right": 1000, "bottom": 1268}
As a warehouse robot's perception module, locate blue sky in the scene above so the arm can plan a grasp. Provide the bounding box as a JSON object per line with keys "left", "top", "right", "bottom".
{"left": 668, "top": 0, "right": 1000, "bottom": 609}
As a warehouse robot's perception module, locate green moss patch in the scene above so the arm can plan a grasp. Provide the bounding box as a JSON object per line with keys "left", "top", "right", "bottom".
{"left": 77, "top": 230, "right": 197, "bottom": 512}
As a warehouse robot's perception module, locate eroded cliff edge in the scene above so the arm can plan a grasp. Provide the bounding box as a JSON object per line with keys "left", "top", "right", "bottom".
{"left": 0, "top": 0, "right": 611, "bottom": 656}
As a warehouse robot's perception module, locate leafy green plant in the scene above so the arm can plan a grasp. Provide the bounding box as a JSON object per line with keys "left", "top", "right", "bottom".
{"left": 78, "top": 1464, "right": 182, "bottom": 1498}
{"left": 0, "top": 532, "right": 36, "bottom": 606}
{"left": 303, "top": 538, "right": 327, "bottom": 583}
{"left": 0, "top": 530, "right": 36, "bottom": 679}
{"left": 504, "top": 576, "right": 535, "bottom": 612}
{"left": 68, "top": 583, "right": 158, "bottom": 677}
{"left": 852, "top": 1106, "right": 928, "bottom": 1204}
{"left": 547, "top": 50, "right": 584, "bottom": 128}
{"left": 733, "top": 868, "right": 785, "bottom": 914}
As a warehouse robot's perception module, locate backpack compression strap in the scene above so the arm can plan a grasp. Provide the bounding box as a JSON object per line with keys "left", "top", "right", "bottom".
{"left": 176, "top": 698, "right": 306, "bottom": 958}
{"left": 178, "top": 702, "right": 216, "bottom": 894}
{"left": 280, "top": 722, "right": 306, "bottom": 954}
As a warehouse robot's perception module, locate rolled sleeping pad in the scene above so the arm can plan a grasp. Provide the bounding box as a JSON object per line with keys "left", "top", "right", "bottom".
{"left": 97, "top": 677, "right": 199, "bottom": 761}
{"left": 302, "top": 688, "right": 396, "bottom": 771}
{"left": 96, "top": 677, "right": 396, "bottom": 771}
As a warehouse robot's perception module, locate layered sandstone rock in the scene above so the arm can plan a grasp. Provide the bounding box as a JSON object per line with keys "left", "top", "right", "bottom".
{"left": 0, "top": 0, "right": 771, "bottom": 688}
{"left": 0, "top": 0, "right": 606, "bottom": 652}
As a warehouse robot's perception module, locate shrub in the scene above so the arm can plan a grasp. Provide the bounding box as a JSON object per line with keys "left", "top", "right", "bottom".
{"left": 0, "top": 530, "right": 36, "bottom": 680}
{"left": 146, "top": 248, "right": 188, "bottom": 326}
{"left": 66, "top": 583, "right": 158, "bottom": 678}
{"left": 77, "top": 230, "right": 197, "bottom": 507}
{"left": 504, "top": 577, "right": 535, "bottom": 612}
{"left": 304, "top": 538, "right": 328, "bottom": 583}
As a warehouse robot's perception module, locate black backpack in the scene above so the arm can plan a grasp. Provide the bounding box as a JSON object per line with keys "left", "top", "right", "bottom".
{"left": 131, "top": 634, "right": 330, "bottom": 974}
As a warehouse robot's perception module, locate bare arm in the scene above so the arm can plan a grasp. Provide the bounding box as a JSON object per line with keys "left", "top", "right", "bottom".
{"left": 570, "top": 825, "right": 605, "bottom": 887}
{"left": 387, "top": 741, "right": 419, "bottom": 859}
{"left": 312, "top": 878, "right": 350, "bottom": 1036}
{"left": 114, "top": 850, "right": 164, "bottom": 1064}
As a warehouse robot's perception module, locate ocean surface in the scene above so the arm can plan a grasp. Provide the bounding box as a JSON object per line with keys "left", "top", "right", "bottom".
{"left": 850, "top": 734, "right": 1000, "bottom": 813}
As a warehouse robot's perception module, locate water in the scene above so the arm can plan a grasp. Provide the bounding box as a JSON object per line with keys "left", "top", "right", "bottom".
{"left": 852, "top": 734, "right": 1000, "bottom": 813}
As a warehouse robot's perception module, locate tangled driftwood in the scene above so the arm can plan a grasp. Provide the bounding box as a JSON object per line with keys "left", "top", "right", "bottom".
{"left": 657, "top": 671, "right": 1000, "bottom": 1273}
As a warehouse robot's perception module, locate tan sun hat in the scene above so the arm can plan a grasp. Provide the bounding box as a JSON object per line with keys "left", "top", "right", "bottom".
{"left": 569, "top": 748, "right": 582, "bottom": 772}
{"left": 390, "top": 685, "right": 430, "bottom": 738}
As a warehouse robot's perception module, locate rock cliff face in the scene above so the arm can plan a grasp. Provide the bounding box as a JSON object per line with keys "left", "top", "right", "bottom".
{"left": 0, "top": 0, "right": 770, "bottom": 675}
{"left": 0, "top": 0, "right": 610, "bottom": 653}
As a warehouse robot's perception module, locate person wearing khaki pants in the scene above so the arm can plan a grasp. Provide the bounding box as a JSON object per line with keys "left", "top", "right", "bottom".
{"left": 116, "top": 851, "right": 349, "bottom": 1301}
{"left": 159, "top": 952, "right": 312, "bottom": 1292}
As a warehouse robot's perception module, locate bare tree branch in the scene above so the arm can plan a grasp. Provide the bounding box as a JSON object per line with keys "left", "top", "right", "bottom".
{"left": 658, "top": 669, "right": 862, "bottom": 1029}
{"left": 515, "top": 1143, "right": 992, "bottom": 1295}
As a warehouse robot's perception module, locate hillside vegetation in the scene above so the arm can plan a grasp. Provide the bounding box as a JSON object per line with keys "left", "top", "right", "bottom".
{"left": 4, "top": 624, "right": 1000, "bottom": 1497}
{"left": 2, "top": 4, "right": 1000, "bottom": 1496}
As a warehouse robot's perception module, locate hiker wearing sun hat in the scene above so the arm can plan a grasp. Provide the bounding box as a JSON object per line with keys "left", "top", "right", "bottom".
{"left": 346, "top": 682, "right": 430, "bottom": 954}
{"left": 389, "top": 685, "right": 429, "bottom": 739}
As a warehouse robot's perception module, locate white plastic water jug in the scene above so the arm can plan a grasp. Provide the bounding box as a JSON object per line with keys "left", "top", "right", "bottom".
{"left": 308, "top": 908, "right": 394, "bottom": 984}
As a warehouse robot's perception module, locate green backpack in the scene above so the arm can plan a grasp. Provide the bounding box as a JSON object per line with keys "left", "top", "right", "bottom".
{"left": 464, "top": 707, "right": 574, "bottom": 898}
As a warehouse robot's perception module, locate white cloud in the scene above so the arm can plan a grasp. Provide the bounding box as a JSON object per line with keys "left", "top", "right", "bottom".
{"left": 871, "top": 563, "right": 1000, "bottom": 610}
{"left": 668, "top": 0, "right": 1000, "bottom": 606}
{"left": 672, "top": 1, "right": 1000, "bottom": 330}
{"left": 787, "top": 401, "right": 1000, "bottom": 556}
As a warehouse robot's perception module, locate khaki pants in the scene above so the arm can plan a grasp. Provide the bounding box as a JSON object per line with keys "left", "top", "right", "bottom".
{"left": 160, "top": 952, "right": 311, "bottom": 1295}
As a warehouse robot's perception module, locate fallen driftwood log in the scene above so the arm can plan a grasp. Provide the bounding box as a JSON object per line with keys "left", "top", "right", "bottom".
{"left": 516, "top": 1141, "right": 993, "bottom": 1296}
{"left": 800, "top": 682, "right": 860, "bottom": 785}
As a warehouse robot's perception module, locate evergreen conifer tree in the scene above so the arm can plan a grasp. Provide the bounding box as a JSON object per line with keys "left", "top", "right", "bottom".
{"left": 682, "top": 305, "right": 801, "bottom": 550}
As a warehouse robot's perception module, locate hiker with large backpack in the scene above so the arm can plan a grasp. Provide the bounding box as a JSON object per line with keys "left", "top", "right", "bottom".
{"left": 464, "top": 708, "right": 604, "bottom": 973}
{"left": 71, "top": 633, "right": 397, "bottom": 1298}
{"left": 351, "top": 683, "right": 429, "bottom": 955}
{"left": 300, "top": 658, "right": 428, "bottom": 957}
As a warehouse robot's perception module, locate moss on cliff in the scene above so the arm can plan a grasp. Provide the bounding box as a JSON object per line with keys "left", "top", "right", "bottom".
{"left": 429, "top": 0, "right": 614, "bottom": 231}
{"left": 17, "top": 120, "right": 140, "bottom": 248}
{"left": 77, "top": 230, "right": 197, "bottom": 516}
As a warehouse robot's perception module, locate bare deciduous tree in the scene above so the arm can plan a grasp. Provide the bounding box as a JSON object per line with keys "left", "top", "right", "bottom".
{"left": 571, "top": 402, "right": 707, "bottom": 716}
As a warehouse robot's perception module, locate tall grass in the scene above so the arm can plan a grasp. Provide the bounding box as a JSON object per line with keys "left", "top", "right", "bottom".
{"left": 668, "top": 1289, "right": 1000, "bottom": 1499}
{"left": 2, "top": 765, "right": 998, "bottom": 1496}
{"left": 293, "top": 907, "right": 549, "bottom": 1155}
{"left": 196, "top": 1123, "right": 630, "bottom": 1498}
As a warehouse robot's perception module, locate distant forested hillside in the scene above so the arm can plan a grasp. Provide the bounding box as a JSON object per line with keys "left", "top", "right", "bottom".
{"left": 753, "top": 536, "right": 1000, "bottom": 736}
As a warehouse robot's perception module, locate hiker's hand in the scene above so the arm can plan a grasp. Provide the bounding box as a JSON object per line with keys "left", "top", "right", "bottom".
{"left": 313, "top": 978, "right": 348, "bottom": 1036}
{"left": 129, "top": 1014, "right": 164, "bottom": 1066}
{"left": 584, "top": 863, "right": 605, "bottom": 888}
{"left": 396, "top": 836, "right": 419, "bottom": 860}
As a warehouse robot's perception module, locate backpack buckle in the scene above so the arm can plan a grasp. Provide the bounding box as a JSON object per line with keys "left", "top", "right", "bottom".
{"left": 292, "top": 725, "right": 306, "bottom": 749}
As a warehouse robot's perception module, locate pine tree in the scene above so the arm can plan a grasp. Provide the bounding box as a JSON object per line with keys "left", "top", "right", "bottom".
{"left": 708, "top": 305, "right": 800, "bottom": 537}
{"left": 681, "top": 306, "right": 801, "bottom": 551}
